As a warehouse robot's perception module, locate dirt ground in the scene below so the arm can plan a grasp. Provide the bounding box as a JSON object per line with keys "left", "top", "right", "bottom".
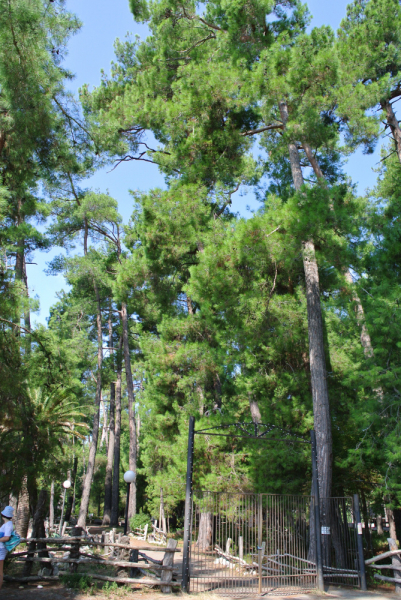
{"left": 0, "top": 584, "right": 400, "bottom": 600}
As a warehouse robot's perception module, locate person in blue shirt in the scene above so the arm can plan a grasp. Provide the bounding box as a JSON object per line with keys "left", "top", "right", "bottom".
{"left": 0, "top": 506, "right": 14, "bottom": 590}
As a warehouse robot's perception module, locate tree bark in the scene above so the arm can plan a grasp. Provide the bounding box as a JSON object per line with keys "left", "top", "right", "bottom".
{"left": 279, "top": 101, "right": 332, "bottom": 502}
{"left": 249, "top": 394, "right": 262, "bottom": 424}
{"left": 99, "top": 393, "right": 109, "bottom": 451}
{"left": 23, "top": 489, "right": 49, "bottom": 577}
{"left": 103, "top": 382, "right": 115, "bottom": 525}
{"left": 120, "top": 302, "right": 137, "bottom": 524}
{"left": 377, "top": 513, "right": 384, "bottom": 536}
{"left": 15, "top": 479, "right": 30, "bottom": 538}
{"left": 382, "top": 99, "right": 401, "bottom": 164}
{"left": 197, "top": 512, "right": 213, "bottom": 551}
{"left": 387, "top": 507, "right": 397, "bottom": 541}
{"left": 304, "top": 143, "right": 383, "bottom": 399}
{"left": 77, "top": 282, "right": 103, "bottom": 528}
{"left": 111, "top": 341, "right": 123, "bottom": 527}
{"left": 160, "top": 488, "right": 167, "bottom": 534}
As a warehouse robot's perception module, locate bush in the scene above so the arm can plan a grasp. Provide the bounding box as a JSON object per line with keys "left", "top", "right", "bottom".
{"left": 60, "top": 573, "right": 93, "bottom": 591}
{"left": 130, "top": 508, "right": 151, "bottom": 531}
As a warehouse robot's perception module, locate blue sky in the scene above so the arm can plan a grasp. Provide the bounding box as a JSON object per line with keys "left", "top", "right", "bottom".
{"left": 28, "top": 0, "right": 382, "bottom": 324}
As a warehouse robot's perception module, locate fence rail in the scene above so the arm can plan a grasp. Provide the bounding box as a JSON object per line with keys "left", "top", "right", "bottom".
{"left": 7, "top": 536, "right": 180, "bottom": 592}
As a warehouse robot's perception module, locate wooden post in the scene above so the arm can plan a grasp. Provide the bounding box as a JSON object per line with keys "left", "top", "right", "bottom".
{"left": 129, "top": 549, "right": 140, "bottom": 578}
{"left": 161, "top": 539, "right": 178, "bottom": 593}
{"left": 226, "top": 538, "right": 232, "bottom": 555}
{"left": 69, "top": 540, "right": 80, "bottom": 573}
{"left": 388, "top": 538, "right": 401, "bottom": 596}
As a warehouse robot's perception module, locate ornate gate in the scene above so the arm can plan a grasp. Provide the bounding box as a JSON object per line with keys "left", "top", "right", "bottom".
{"left": 189, "top": 491, "right": 316, "bottom": 594}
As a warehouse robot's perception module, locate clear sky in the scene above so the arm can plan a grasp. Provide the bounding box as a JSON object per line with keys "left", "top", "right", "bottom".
{"left": 28, "top": 0, "right": 382, "bottom": 324}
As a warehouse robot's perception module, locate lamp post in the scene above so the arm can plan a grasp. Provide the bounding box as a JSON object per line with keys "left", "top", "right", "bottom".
{"left": 59, "top": 480, "right": 71, "bottom": 536}
{"left": 123, "top": 470, "right": 136, "bottom": 535}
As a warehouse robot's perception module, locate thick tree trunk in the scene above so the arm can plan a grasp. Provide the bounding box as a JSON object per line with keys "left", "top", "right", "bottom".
{"left": 382, "top": 100, "right": 401, "bottom": 164}
{"left": 304, "top": 144, "right": 384, "bottom": 399}
{"left": 111, "top": 347, "right": 122, "bottom": 527}
{"left": 77, "top": 282, "right": 103, "bottom": 528}
{"left": 279, "top": 101, "right": 332, "bottom": 503}
{"left": 197, "top": 512, "right": 213, "bottom": 551}
{"left": 15, "top": 479, "right": 30, "bottom": 538}
{"left": 103, "top": 382, "right": 115, "bottom": 525}
{"left": 121, "top": 302, "right": 137, "bottom": 524}
{"left": 23, "top": 489, "right": 49, "bottom": 577}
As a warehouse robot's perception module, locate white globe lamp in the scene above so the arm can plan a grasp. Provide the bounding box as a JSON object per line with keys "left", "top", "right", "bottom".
{"left": 124, "top": 470, "right": 136, "bottom": 484}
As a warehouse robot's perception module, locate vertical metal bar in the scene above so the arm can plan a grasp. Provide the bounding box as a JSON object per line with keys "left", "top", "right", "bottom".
{"left": 353, "top": 494, "right": 367, "bottom": 591}
{"left": 310, "top": 430, "right": 324, "bottom": 591}
{"left": 182, "top": 416, "right": 195, "bottom": 592}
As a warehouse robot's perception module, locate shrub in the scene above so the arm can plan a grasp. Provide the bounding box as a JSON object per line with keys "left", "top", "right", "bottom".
{"left": 129, "top": 508, "right": 151, "bottom": 531}
{"left": 60, "top": 573, "right": 93, "bottom": 591}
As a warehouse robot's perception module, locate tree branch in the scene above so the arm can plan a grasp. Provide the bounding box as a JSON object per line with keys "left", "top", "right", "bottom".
{"left": 241, "top": 124, "right": 284, "bottom": 137}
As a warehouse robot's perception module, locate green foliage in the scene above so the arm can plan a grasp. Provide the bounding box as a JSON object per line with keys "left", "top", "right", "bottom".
{"left": 60, "top": 573, "right": 93, "bottom": 591}
{"left": 129, "top": 509, "right": 151, "bottom": 531}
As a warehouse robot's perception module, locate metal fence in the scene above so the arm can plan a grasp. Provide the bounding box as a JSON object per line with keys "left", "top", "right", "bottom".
{"left": 189, "top": 491, "right": 317, "bottom": 595}
{"left": 320, "top": 497, "right": 359, "bottom": 587}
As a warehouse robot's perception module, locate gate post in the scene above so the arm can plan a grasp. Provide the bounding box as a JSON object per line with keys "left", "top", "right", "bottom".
{"left": 353, "top": 494, "right": 367, "bottom": 591}
{"left": 182, "top": 416, "right": 195, "bottom": 593}
{"left": 310, "top": 430, "right": 324, "bottom": 591}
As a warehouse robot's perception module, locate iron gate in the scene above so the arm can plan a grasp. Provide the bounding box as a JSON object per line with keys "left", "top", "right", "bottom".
{"left": 189, "top": 491, "right": 316, "bottom": 594}
{"left": 320, "top": 497, "right": 360, "bottom": 587}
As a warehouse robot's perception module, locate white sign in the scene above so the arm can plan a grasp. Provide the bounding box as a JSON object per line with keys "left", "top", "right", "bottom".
{"left": 357, "top": 523, "right": 363, "bottom": 535}
{"left": 321, "top": 526, "right": 330, "bottom": 535}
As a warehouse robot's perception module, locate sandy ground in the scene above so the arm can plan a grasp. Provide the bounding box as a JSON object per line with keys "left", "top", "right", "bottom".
{"left": 0, "top": 584, "right": 399, "bottom": 600}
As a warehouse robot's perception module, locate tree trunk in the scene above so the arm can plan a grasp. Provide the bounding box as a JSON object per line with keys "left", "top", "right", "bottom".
{"left": 103, "top": 382, "right": 116, "bottom": 525}
{"left": 196, "top": 512, "right": 213, "bottom": 551}
{"left": 23, "top": 489, "right": 49, "bottom": 577}
{"left": 111, "top": 342, "right": 122, "bottom": 527}
{"left": 160, "top": 488, "right": 167, "bottom": 534}
{"left": 387, "top": 507, "right": 397, "bottom": 542}
{"left": 249, "top": 393, "right": 262, "bottom": 424}
{"left": 279, "top": 101, "right": 332, "bottom": 503}
{"left": 304, "top": 144, "right": 384, "bottom": 399}
{"left": 49, "top": 481, "right": 55, "bottom": 530}
{"left": 121, "top": 302, "right": 137, "bottom": 524}
{"left": 382, "top": 99, "right": 401, "bottom": 164}
{"left": 15, "top": 479, "right": 30, "bottom": 538}
{"left": 377, "top": 513, "right": 384, "bottom": 536}
{"left": 65, "top": 456, "right": 78, "bottom": 522}
{"left": 77, "top": 282, "right": 103, "bottom": 528}
{"left": 100, "top": 394, "right": 108, "bottom": 451}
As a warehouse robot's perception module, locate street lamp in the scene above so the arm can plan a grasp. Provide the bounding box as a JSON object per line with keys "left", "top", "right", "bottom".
{"left": 123, "top": 470, "right": 136, "bottom": 535}
{"left": 59, "top": 480, "right": 71, "bottom": 536}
